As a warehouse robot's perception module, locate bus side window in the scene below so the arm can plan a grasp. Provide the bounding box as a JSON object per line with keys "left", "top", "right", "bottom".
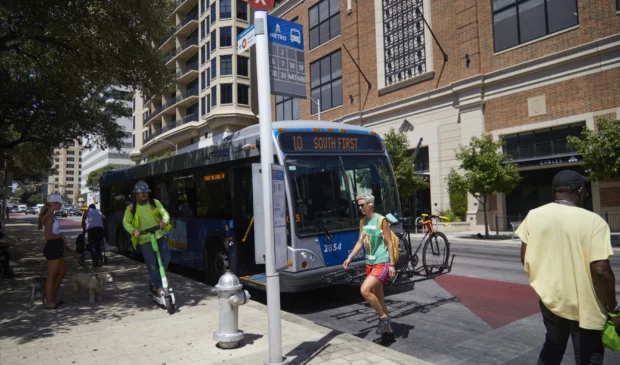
{"left": 196, "top": 172, "right": 232, "bottom": 219}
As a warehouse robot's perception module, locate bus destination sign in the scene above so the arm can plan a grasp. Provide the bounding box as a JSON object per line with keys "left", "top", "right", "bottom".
{"left": 278, "top": 132, "right": 384, "bottom": 153}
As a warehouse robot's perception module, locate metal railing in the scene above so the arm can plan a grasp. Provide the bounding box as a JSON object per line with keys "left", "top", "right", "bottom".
{"left": 180, "top": 36, "right": 198, "bottom": 52}
{"left": 164, "top": 48, "right": 179, "bottom": 63}
{"left": 601, "top": 213, "right": 620, "bottom": 233}
{"left": 180, "top": 86, "right": 198, "bottom": 100}
{"left": 182, "top": 112, "right": 198, "bottom": 125}
{"left": 157, "top": 28, "right": 176, "bottom": 48}
{"left": 176, "top": 61, "right": 198, "bottom": 78}
{"left": 179, "top": 13, "right": 198, "bottom": 29}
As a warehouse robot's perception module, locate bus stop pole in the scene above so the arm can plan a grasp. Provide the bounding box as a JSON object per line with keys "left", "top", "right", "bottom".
{"left": 255, "top": 11, "right": 287, "bottom": 365}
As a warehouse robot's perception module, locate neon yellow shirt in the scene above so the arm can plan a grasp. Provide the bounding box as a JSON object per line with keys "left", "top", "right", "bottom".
{"left": 516, "top": 203, "right": 613, "bottom": 330}
{"left": 123, "top": 200, "right": 170, "bottom": 245}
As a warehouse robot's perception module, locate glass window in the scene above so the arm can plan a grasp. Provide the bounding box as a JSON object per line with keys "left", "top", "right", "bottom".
{"left": 502, "top": 122, "right": 585, "bottom": 160}
{"left": 201, "top": 0, "right": 207, "bottom": 14}
{"left": 211, "top": 30, "right": 216, "bottom": 51}
{"left": 211, "top": 87, "right": 217, "bottom": 107}
{"left": 237, "top": 56, "right": 249, "bottom": 77}
{"left": 207, "top": 93, "right": 211, "bottom": 113}
{"left": 220, "top": 0, "right": 231, "bottom": 18}
{"left": 207, "top": 68, "right": 211, "bottom": 87}
{"left": 201, "top": 44, "right": 206, "bottom": 64}
{"left": 211, "top": 2, "right": 217, "bottom": 24}
{"left": 237, "top": 0, "right": 248, "bottom": 20}
{"left": 237, "top": 84, "right": 249, "bottom": 105}
{"left": 201, "top": 19, "right": 206, "bottom": 40}
{"left": 309, "top": 50, "right": 342, "bottom": 114}
{"left": 220, "top": 55, "right": 232, "bottom": 75}
{"left": 309, "top": 0, "right": 340, "bottom": 49}
{"left": 133, "top": 116, "right": 135, "bottom": 129}
{"left": 201, "top": 96, "right": 206, "bottom": 116}
{"left": 201, "top": 71, "right": 206, "bottom": 90}
{"left": 220, "top": 27, "right": 232, "bottom": 47}
{"left": 275, "top": 95, "right": 301, "bottom": 121}
{"left": 132, "top": 134, "right": 135, "bottom": 148}
{"left": 211, "top": 58, "right": 217, "bottom": 79}
{"left": 221, "top": 84, "right": 233, "bottom": 104}
{"left": 492, "top": 0, "right": 578, "bottom": 52}
{"left": 196, "top": 172, "right": 232, "bottom": 219}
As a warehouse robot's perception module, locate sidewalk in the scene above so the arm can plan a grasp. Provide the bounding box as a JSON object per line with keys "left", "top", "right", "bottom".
{"left": 0, "top": 219, "right": 435, "bottom": 365}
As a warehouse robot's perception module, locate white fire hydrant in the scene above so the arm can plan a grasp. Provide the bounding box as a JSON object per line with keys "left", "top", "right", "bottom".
{"left": 213, "top": 271, "right": 251, "bottom": 349}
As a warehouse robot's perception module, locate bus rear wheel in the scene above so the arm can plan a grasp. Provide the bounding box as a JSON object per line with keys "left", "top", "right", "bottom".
{"left": 205, "top": 245, "right": 229, "bottom": 285}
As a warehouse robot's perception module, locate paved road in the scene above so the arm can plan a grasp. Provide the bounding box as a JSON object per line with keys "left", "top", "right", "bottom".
{"left": 13, "top": 215, "right": 619, "bottom": 364}
{"left": 258, "top": 240, "right": 620, "bottom": 365}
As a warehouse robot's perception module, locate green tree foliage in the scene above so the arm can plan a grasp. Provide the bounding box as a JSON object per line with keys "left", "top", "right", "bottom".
{"left": 28, "top": 192, "right": 46, "bottom": 206}
{"left": 455, "top": 135, "right": 522, "bottom": 238}
{"left": 86, "top": 165, "right": 123, "bottom": 193}
{"left": 446, "top": 170, "right": 468, "bottom": 221}
{"left": 13, "top": 185, "right": 35, "bottom": 204}
{"left": 382, "top": 129, "right": 429, "bottom": 200}
{"left": 5, "top": 143, "right": 55, "bottom": 184}
{"left": 0, "top": 0, "right": 175, "bottom": 153}
{"left": 567, "top": 119, "right": 620, "bottom": 181}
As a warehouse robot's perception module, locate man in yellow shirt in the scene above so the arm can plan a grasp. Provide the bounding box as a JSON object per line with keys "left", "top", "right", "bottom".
{"left": 517, "top": 170, "right": 620, "bottom": 364}
{"left": 123, "top": 181, "right": 171, "bottom": 295}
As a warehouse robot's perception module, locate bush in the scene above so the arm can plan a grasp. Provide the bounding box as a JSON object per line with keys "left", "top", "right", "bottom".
{"left": 439, "top": 209, "right": 457, "bottom": 223}
{"left": 446, "top": 170, "right": 467, "bottom": 221}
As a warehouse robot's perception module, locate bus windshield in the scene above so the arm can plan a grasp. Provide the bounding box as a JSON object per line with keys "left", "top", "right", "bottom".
{"left": 286, "top": 155, "right": 399, "bottom": 237}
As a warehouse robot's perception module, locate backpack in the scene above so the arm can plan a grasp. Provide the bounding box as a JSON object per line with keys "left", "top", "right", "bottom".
{"left": 360, "top": 215, "right": 400, "bottom": 264}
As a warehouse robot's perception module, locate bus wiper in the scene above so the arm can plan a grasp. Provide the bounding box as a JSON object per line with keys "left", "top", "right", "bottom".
{"left": 297, "top": 199, "right": 333, "bottom": 241}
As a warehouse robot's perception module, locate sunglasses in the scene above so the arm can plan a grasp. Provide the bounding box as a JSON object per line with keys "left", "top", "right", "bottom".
{"left": 358, "top": 203, "right": 368, "bottom": 209}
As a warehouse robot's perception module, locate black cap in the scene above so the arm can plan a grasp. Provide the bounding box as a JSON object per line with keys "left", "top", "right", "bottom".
{"left": 552, "top": 170, "right": 588, "bottom": 192}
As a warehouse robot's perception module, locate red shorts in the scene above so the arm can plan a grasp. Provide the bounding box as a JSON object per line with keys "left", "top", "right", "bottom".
{"left": 365, "top": 262, "right": 390, "bottom": 284}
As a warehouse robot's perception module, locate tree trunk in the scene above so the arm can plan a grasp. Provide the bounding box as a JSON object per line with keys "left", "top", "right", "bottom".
{"left": 482, "top": 195, "right": 489, "bottom": 238}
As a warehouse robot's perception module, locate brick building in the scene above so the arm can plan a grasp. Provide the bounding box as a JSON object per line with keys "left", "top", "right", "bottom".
{"left": 270, "top": 0, "right": 620, "bottom": 230}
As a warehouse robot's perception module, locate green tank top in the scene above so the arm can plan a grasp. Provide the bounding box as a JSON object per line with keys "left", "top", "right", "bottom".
{"left": 361, "top": 214, "right": 390, "bottom": 265}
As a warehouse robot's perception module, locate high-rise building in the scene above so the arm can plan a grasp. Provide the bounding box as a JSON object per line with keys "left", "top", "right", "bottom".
{"left": 80, "top": 87, "right": 135, "bottom": 205}
{"left": 47, "top": 140, "right": 82, "bottom": 205}
{"left": 132, "top": 0, "right": 256, "bottom": 162}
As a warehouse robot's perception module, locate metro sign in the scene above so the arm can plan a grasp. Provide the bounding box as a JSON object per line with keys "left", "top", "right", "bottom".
{"left": 249, "top": 0, "right": 275, "bottom": 11}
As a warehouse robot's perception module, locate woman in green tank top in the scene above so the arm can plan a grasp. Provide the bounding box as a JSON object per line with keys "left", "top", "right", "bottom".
{"left": 343, "top": 194, "right": 396, "bottom": 342}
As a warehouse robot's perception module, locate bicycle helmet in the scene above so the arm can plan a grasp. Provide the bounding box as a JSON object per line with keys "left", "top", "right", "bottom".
{"left": 133, "top": 181, "right": 151, "bottom": 194}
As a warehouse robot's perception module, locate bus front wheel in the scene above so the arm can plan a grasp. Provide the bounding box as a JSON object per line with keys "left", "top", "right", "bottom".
{"left": 205, "top": 244, "right": 229, "bottom": 285}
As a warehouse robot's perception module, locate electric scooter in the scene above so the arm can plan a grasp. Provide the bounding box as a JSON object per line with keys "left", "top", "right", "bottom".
{"left": 139, "top": 226, "right": 176, "bottom": 314}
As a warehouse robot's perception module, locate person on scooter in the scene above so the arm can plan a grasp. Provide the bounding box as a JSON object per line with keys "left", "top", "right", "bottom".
{"left": 122, "top": 181, "right": 172, "bottom": 296}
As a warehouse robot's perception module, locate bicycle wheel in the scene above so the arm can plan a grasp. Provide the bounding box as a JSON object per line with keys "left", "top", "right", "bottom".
{"left": 422, "top": 231, "right": 450, "bottom": 276}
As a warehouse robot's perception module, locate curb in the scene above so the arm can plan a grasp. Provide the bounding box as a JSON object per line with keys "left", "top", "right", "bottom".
{"left": 247, "top": 301, "right": 435, "bottom": 365}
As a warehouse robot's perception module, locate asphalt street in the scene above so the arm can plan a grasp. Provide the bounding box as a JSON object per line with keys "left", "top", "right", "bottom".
{"left": 268, "top": 240, "right": 620, "bottom": 365}
{"left": 9, "top": 214, "right": 620, "bottom": 364}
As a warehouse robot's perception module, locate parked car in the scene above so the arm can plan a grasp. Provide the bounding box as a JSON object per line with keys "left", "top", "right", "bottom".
{"left": 54, "top": 208, "right": 68, "bottom": 218}
{"left": 24, "top": 207, "right": 37, "bottom": 215}
{"left": 68, "top": 208, "right": 82, "bottom": 216}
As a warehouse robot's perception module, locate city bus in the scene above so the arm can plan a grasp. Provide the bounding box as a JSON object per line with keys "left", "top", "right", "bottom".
{"left": 100, "top": 121, "right": 402, "bottom": 292}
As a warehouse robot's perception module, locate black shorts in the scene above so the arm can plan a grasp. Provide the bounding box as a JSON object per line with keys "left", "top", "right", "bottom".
{"left": 44, "top": 239, "right": 64, "bottom": 260}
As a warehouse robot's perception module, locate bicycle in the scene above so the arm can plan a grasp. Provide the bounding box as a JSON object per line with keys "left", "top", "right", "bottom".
{"left": 389, "top": 214, "right": 454, "bottom": 286}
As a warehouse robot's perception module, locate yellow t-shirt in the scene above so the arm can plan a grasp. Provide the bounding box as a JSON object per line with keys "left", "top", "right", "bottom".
{"left": 516, "top": 203, "right": 613, "bottom": 330}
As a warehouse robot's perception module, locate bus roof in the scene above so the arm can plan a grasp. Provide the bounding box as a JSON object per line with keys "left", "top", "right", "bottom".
{"left": 100, "top": 120, "right": 377, "bottom": 186}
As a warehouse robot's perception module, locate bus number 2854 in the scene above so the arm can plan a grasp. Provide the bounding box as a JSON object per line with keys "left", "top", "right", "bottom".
{"left": 324, "top": 243, "right": 342, "bottom": 252}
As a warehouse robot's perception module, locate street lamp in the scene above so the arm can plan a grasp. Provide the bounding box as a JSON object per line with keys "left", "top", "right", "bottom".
{"left": 159, "top": 139, "right": 178, "bottom": 155}
{"left": 309, "top": 97, "right": 321, "bottom": 121}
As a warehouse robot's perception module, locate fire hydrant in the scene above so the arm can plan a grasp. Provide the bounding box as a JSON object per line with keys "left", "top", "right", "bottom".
{"left": 213, "top": 271, "right": 251, "bottom": 349}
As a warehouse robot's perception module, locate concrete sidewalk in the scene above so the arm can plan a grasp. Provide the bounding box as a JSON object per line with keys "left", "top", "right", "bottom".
{"left": 0, "top": 219, "right": 434, "bottom": 365}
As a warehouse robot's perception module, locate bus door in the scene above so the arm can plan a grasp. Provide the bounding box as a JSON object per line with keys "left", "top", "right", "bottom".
{"left": 231, "top": 165, "right": 255, "bottom": 277}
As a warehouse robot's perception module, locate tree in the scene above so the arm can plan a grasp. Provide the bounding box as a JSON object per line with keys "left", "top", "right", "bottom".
{"left": 455, "top": 135, "right": 522, "bottom": 238}
{"left": 13, "top": 185, "right": 35, "bottom": 204}
{"left": 86, "top": 165, "right": 123, "bottom": 193}
{"left": 383, "top": 129, "right": 430, "bottom": 200}
{"left": 567, "top": 119, "right": 620, "bottom": 181}
{"left": 446, "top": 170, "right": 468, "bottom": 221}
{"left": 28, "top": 192, "right": 46, "bottom": 206}
{"left": 0, "top": 1, "right": 175, "bottom": 154}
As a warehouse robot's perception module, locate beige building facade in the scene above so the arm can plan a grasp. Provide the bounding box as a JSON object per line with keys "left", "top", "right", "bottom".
{"left": 132, "top": 0, "right": 257, "bottom": 162}
{"left": 48, "top": 140, "right": 82, "bottom": 205}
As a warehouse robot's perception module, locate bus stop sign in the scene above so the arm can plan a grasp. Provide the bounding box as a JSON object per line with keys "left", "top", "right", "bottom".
{"left": 267, "top": 15, "right": 307, "bottom": 99}
{"left": 249, "top": 0, "right": 274, "bottom": 11}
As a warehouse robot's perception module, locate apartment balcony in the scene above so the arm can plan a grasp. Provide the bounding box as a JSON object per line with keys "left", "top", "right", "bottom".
{"left": 174, "top": 0, "right": 198, "bottom": 16}
{"left": 143, "top": 93, "right": 161, "bottom": 108}
{"left": 177, "top": 61, "right": 199, "bottom": 83}
{"left": 157, "top": 27, "right": 176, "bottom": 52}
{"left": 164, "top": 48, "right": 179, "bottom": 65}
{"left": 144, "top": 96, "right": 178, "bottom": 127}
{"left": 143, "top": 112, "right": 198, "bottom": 145}
{"left": 176, "top": 13, "right": 198, "bottom": 37}
{"left": 177, "top": 86, "right": 199, "bottom": 108}
{"left": 165, "top": 37, "right": 198, "bottom": 66}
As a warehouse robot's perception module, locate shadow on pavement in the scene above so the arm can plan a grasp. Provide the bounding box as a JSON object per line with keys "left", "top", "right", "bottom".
{"left": 0, "top": 221, "right": 216, "bottom": 345}
{"left": 285, "top": 329, "right": 341, "bottom": 365}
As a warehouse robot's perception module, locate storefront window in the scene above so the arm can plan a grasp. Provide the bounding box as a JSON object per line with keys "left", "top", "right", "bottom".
{"left": 502, "top": 122, "right": 585, "bottom": 161}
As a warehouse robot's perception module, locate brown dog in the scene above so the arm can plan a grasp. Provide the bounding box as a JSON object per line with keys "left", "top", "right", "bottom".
{"left": 71, "top": 272, "right": 113, "bottom": 303}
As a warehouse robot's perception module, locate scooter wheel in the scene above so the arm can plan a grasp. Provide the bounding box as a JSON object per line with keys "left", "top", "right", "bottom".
{"left": 165, "top": 297, "right": 175, "bottom": 314}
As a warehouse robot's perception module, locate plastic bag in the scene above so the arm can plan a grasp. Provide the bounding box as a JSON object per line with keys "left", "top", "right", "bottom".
{"left": 602, "top": 320, "right": 620, "bottom": 351}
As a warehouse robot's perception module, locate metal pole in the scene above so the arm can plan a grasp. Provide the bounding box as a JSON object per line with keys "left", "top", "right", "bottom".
{"left": 495, "top": 215, "right": 499, "bottom": 236}
{"left": 255, "top": 11, "right": 287, "bottom": 365}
